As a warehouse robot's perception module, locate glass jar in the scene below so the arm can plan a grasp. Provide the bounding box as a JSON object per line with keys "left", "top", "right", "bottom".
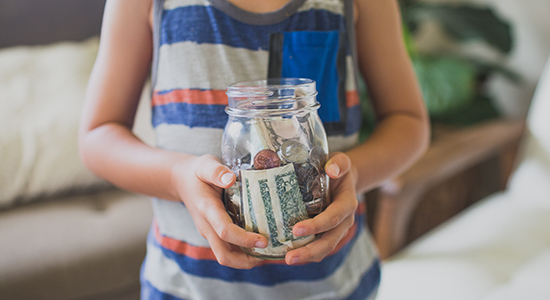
{"left": 222, "top": 78, "right": 330, "bottom": 259}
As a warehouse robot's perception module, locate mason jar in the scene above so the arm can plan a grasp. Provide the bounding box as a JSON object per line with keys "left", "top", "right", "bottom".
{"left": 221, "top": 78, "right": 330, "bottom": 259}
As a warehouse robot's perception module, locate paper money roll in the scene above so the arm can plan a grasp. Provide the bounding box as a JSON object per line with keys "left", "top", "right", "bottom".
{"left": 240, "top": 163, "right": 315, "bottom": 258}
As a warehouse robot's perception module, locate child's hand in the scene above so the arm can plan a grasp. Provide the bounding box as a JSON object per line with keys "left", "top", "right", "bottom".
{"left": 285, "top": 152, "right": 359, "bottom": 265}
{"left": 171, "top": 154, "right": 268, "bottom": 269}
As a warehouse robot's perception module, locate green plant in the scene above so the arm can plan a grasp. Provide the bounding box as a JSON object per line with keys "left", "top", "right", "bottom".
{"left": 359, "top": 1, "right": 517, "bottom": 141}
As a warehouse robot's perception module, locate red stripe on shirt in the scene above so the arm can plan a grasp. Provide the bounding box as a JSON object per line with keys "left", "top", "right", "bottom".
{"left": 153, "top": 202, "right": 366, "bottom": 264}
{"left": 152, "top": 89, "right": 228, "bottom": 106}
{"left": 346, "top": 90, "right": 360, "bottom": 107}
{"left": 152, "top": 89, "right": 360, "bottom": 108}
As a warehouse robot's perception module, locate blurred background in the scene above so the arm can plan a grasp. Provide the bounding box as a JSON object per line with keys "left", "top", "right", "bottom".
{"left": 0, "top": 0, "right": 549, "bottom": 299}
{"left": 409, "top": 0, "right": 550, "bottom": 119}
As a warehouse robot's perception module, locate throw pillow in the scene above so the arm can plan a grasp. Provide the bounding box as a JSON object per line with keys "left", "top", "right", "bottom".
{"left": 0, "top": 37, "right": 110, "bottom": 208}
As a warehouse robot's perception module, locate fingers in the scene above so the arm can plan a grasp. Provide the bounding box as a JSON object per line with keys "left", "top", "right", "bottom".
{"left": 325, "top": 152, "right": 351, "bottom": 179}
{"left": 200, "top": 221, "right": 264, "bottom": 269}
{"left": 285, "top": 151, "right": 357, "bottom": 265}
{"left": 190, "top": 154, "right": 357, "bottom": 267}
{"left": 197, "top": 194, "right": 268, "bottom": 249}
{"left": 192, "top": 195, "right": 267, "bottom": 269}
{"left": 285, "top": 214, "right": 355, "bottom": 265}
{"left": 175, "top": 154, "right": 267, "bottom": 269}
{"left": 293, "top": 194, "right": 357, "bottom": 237}
{"left": 293, "top": 172, "right": 357, "bottom": 237}
{"left": 194, "top": 154, "right": 236, "bottom": 188}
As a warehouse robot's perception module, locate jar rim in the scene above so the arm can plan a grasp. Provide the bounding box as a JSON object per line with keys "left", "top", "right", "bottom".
{"left": 225, "top": 102, "right": 320, "bottom": 117}
{"left": 226, "top": 78, "right": 318, "bottom": 116}
{"left": 227, "top": 78, "right": 315, "bottom": 94}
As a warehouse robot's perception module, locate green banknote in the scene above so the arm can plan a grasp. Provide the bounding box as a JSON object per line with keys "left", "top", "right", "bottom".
{"left": 241, "top": 163, "right": 314, "bottom": 256}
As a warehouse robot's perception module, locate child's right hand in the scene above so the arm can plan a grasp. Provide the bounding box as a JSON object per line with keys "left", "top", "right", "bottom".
{"left": 171, "top": 154, "right": 268, "bottom": 269}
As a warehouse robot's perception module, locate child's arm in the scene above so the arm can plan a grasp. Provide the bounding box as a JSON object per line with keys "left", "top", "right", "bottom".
{"left": 348, "top": 0, "right": 430, "bottom": 191}
{"left": 78, "top": 0, "right": 267, "bottom": 269}
{"left": 285, "top": 0, "right": 429, "bottom": 265}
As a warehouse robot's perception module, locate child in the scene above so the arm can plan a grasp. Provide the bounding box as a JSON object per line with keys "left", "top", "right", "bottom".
{"left": 79, "top": 0, "right": 429, "bottom": 299}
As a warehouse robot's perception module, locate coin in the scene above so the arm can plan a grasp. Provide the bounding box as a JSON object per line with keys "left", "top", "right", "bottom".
{"left": 253, "top": 149, "right": 281, "bottom": 170}
{"left": 293, "top": 162, "right": 320, "bottom": 204}
{"left": 281, "top": 140, "right": 309, "bottom": 164}
{"left": 305, "top": 198, "right": 325, "bottom": 216}
{"left": 309, "top": 145, "right": 327, "bottom": 169}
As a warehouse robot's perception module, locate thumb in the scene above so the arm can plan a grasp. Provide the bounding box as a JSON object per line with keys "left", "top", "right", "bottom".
{"left": 194, "top": 155, "right": 236, "bottom": 188}
{"left": 325, "top": 152, "right": 351, "bottom": 179}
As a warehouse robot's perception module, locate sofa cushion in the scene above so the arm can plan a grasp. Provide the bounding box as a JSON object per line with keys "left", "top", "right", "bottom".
{"left": 376, "top": 191, "right": 550, "bottom": 300}
{"left": 0, "top": 38, "right": 108, "bottom": 208}
{"left": 508, "top": 54, "right": 550, "bottom": 199}
{"left": 480, "top": 250, "right": 550, "bottom": 300}
{"left": 0, "top": 189, "right": 153, "bottom": 300}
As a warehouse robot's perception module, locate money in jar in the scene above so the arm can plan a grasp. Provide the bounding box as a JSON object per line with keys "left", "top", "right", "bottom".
{"left": 221, "top": 78, "right": 330, "bottom": 259}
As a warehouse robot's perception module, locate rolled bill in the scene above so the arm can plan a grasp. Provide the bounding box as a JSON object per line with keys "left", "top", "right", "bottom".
{"left": 241, "top": 163, "right": 315, "bottom": 257}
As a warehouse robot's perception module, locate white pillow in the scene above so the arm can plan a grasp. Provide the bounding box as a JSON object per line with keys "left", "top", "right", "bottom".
{"left": 0, "top": 37, "right": 110, "bottom": 208}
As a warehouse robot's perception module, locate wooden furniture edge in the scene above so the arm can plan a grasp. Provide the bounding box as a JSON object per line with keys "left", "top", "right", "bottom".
{"left": 372, "top": 119, "right": 525, "bottom": 259}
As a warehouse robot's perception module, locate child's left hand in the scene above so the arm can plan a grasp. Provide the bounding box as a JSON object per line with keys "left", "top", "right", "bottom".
{"left": 285, "top": 152, "right": 359, "bottom": 265}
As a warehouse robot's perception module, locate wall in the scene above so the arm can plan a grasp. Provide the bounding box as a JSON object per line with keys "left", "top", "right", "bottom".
{"left": 0, "top": 0, "right": 106, "bottom": 48}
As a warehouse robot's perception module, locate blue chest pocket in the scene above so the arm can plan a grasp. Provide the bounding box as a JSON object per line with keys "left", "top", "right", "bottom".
{"left": 268, "top": 30, "right": 348, "bottom": 135}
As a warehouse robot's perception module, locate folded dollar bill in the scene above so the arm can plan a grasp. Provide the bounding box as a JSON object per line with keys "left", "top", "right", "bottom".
{"left": 241, "top": 163, "right": 315, "bottom": 257}
{"left": 251, "top": 116, "right": 312, "bottom": 153}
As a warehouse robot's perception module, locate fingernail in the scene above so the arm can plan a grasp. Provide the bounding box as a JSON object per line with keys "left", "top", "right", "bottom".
{"left": 328, "top": 163, "right": 340, "bottom": 176}
{"left": 290, "top": 257, "right": 300, "bottom": 265}
{"left": 255, "top": 240, "right": 266, "bottom": 248}
{"left": 221, "top": 173, "right": 233, "bottom": 185}
{"left": 294, "top": 227, "right": 306, "bottom": 237}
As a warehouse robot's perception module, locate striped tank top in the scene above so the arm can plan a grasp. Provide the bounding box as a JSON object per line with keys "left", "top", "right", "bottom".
{"left": 141, "top": 0, "right": 381, "bottom": 299}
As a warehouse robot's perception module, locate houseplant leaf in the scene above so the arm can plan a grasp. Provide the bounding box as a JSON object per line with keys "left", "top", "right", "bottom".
{"left": 413, "top": 55, "right": 477, "bottom": 117}
{"left": 406, "top": 4, "right": 513, "bottom": 53}
{"left": 431, "top": 94, "right": 500, "bottom": 126}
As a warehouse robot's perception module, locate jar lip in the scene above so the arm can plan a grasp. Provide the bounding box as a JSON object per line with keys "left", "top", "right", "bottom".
{"left": 226, "top": 78, "right": 318, "bottom": 116}
{"left": 226, "top": 102, "right": 320, "bottom": 117}
{"left": 227, "top": 78, "right": 315, "bottom": 94}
